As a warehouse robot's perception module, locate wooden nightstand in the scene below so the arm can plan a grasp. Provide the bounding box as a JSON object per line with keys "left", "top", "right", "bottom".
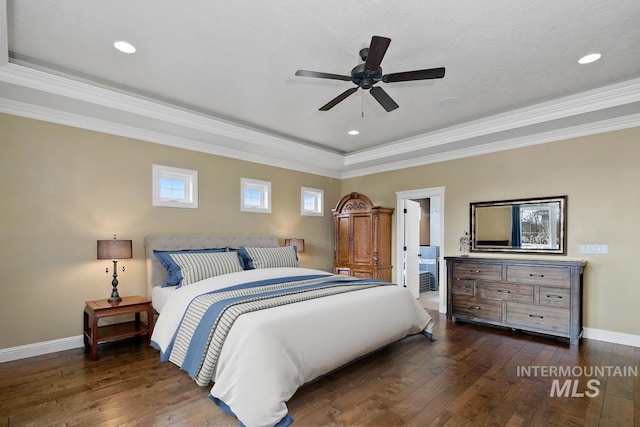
{"left": 83, "top": 295, "right": 154, "bottom": 360}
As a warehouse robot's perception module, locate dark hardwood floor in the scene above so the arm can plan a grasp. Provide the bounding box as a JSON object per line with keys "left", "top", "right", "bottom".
{"left": 1, "top": 311, "right": 638, "bottom": 426}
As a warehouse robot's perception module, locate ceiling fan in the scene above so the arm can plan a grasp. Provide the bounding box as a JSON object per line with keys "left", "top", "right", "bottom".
{"left": 295, "top": 36, "right": 445, "bottom": 112}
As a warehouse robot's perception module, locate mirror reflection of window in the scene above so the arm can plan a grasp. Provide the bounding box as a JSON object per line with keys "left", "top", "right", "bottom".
{"left": 520, "top": 205, "right": 552, "bottom": 248}
{"left": 470, "top": 196, "right": 566, "bottom": 254}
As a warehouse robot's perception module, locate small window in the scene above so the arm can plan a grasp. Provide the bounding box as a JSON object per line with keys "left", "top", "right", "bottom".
{"left": 241, "top": 178, "right": 271, "bottom": 213}
{"left": 152, "top": 165, "right": 198, "bottom": 209}
{"left": 301, "top": 187, "right": 323, "bottom": 216}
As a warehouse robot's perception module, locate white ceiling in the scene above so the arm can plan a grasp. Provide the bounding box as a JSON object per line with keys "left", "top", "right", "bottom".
{"left": 1, "top": 0, "right": 640, "bottom": 178}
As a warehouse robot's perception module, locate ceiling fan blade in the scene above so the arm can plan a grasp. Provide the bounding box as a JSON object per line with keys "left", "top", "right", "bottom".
{"left": 364, "top": 36, "right": 391, "bottom": 71}
{"left": 319, "top": 87, "right": 359, "bottom": 111}
{"left": 295, "top": 70, "right": 352, "bottom": 81}
{"left": 370, "top": 86, "right": 399, "bottom": 112}
{"left": 382, "top": 67, "right": 446, "bottom": 83}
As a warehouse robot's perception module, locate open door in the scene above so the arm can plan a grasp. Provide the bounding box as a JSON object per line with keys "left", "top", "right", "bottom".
{"left": 402, "top": 199, "right": 420, "bottom": 298}
{"left": 396, "top": 187, "right": 446, "bottom": 313}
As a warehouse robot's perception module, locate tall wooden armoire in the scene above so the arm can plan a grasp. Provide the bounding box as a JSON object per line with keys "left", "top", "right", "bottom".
{"left": 332, "top": 192, "right": 394, "bottom": 282}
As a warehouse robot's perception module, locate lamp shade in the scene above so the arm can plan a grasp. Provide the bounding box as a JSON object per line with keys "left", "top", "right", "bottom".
{"left": 284, "top": 238, "right": 304, "bottom": 253}
{"left": 97, "top": 239, "right": 133, "bottom": 260}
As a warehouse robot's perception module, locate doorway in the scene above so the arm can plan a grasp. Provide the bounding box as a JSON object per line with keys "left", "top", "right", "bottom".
{"left": 396, "top": 187, "right": 446, "bottom": 314}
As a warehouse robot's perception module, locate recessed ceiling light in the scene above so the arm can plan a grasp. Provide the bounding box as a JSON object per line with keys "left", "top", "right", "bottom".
{"left": 578, "top": 53, "right": 601, "bottom": 64}
{"left": 114, "top": 40, "right": 136, "bottom": 54}
{"left": 348, "top": 130, "right": 359, "bottom": 135}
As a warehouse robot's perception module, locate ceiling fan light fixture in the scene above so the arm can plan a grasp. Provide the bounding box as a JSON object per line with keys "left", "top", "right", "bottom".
{"left": 348, "top": 130, "right": 360, "bottom": 135}
{"left": 114, "top": 40, "right": 136, "bottom": 54}
{"left": 578, "top": 53, "right": 601, "bottom": 64}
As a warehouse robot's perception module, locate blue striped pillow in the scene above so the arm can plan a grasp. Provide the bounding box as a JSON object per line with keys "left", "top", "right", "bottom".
{"left": 169, "top": 251, "right": 244, "bottom": 287}
{"left": 238, "top": 246, "right": 298, "bottom": 269}
{"left": 154, "top": 248, "right": 228, "bottom": 287}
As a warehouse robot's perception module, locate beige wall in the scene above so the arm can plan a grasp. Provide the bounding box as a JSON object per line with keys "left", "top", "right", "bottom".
{"left": 0, "top": 114, "right": 341, "bottom": 348}
{"left": 341, "top": 128, "right": 640, "bottom": 336}
{"left": 2, "top": 111, "right": 639, "bottom": 349}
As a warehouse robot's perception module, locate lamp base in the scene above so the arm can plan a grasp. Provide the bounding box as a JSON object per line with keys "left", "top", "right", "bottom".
{"left": 108, "top": 260, "right": 122, "bottom": 304}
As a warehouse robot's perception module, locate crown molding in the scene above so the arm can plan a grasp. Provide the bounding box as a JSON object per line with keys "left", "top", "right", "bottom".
{"left": 340, "top": 112, "right": 640, "bottom": 179}
{"left": 0, "top": 62, "right": 345, "bottom": 177}
{"left": 344, "top": 77, "right": 640, "bottom": 166}
{"left": 0, "top": 63, "right": 342, "bottom": 159}
{"left": 0, "top": 59, "right": 639, "bottom": 179}
{"left": 0, "top": 96, "right": 345, "bottom": 178}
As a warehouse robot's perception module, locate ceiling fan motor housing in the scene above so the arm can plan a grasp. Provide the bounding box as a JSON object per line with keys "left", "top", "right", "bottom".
{"left": 351, "top": 64, "right": 382, "bottom": 89}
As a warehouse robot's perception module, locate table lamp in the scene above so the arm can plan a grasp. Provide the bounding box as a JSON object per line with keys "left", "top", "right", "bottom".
{"left": 97, "top": 235, "right": 132, "bottom": 303}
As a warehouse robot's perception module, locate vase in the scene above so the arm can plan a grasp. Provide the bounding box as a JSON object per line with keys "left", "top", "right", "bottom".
{"left": 459, "top": 232, "right": 470, "bottom": 257}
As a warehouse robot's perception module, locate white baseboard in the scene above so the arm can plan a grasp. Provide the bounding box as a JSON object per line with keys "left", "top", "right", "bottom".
{"left": 1, "top": 327, "right": 638, "bottom": 363}
{"left": 583, "top": 327, "right": 640, "bottom": 348}
{"left": 0, "top": 335, "right": 84, "bottom": 363}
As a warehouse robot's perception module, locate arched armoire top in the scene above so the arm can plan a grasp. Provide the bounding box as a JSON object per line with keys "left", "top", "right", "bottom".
{"left": 333, "top": 192, "right": 389, "bottom": 215}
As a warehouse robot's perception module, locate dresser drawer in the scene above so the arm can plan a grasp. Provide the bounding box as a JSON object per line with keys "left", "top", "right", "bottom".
{"left": 539, "top": 286, "right": 571, "bottom": 309}
{"left": 452, "top": 262, "right": 502, "bottom": 281}
{"left": 452, "top": 295, "right": 502, "bottom": 322}
{"left": 506, "top": 265, "right": 570, "bottom": 286}
{"left": 476, "top": 281, "right": 534, "bottom": 304}
{"left": 451, "top": 279, "right": 474, "bottom": 295}
{"left": 506, "top": 302, "right": 569, "bottom": 334}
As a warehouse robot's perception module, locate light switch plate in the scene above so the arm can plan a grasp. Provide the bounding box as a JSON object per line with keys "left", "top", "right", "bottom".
{"left": 579, "top": 244, "right": 608, "bottom": 254}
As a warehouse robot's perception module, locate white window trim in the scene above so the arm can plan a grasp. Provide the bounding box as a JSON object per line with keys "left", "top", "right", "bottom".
{"left": 152, "top": 164, "right": 198, "bottom": 209}
{"left": 241, "top": 178, "right": 271, "bottom": 213}
{"left": 301, "top": 187, "right": 324, "bottom": 216}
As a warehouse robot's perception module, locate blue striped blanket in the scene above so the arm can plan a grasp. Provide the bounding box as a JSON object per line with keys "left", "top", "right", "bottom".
{"left": 166, "top": 274, "right": 391, "bottom": 386}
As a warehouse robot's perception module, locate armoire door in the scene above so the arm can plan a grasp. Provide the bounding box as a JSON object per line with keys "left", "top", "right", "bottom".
{"left": 351, "top": 213, "right": 372, "bottom": 264}
{"left": 335, "top": 214, "right": 351, "bottom": 264}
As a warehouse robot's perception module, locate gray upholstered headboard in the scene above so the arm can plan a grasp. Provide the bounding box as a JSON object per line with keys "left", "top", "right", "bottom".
{"left": 144, "top": 233, "right": 280, "bottom": 297}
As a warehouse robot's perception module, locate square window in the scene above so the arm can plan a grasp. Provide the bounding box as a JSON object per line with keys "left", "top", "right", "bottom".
{"left": 159, "top": 177, "right": 186, "bottom": 200}
{"left": 152, "top": 165, "right": 198, "bottom": 209}
{"left": 241, "top": 178, "right": 271, "bottom": 213}
{"left": 301, "top": 187, "right": 323, "bottom": 216}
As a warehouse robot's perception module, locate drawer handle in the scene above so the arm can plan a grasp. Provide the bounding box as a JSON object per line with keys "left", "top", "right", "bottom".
{"left": 529, "top": 274, "right": 545, "bottom": 278}
{"left": 529, "top": 314, "right": 544, "bottom": 319}
{"left": 470, "top": 270, "right": 481, "bottom": 273}
{"left": 456, "top": 285, "right": 470, "bottom": 289}
{"left": 497, "top": 289, "right": 511, "bottom": 294}
{"left": 546, "top": 294, "right": 563, "bottom": 299}
{"left": 467, "top": 305, "right": 481, "bottom": 310}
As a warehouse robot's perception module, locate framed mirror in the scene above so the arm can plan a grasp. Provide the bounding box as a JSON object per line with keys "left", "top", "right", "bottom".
{"left": 470, "top": 196, "right": 567, "bottom": 254}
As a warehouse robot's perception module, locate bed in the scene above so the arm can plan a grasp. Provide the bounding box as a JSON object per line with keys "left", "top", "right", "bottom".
{"left": 145, "top": 233, "right": 434, "bottom": 427}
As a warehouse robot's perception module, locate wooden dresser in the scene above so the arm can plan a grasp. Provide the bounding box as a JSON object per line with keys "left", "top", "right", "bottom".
{"left": 445, "top": 257, "right": 585, "bottom": 345}
{"left": 333, "top": 192, "right": 394, "bottom": 282}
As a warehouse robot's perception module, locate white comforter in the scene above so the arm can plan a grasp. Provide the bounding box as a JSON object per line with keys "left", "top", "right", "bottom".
{"left": 152, "top": 267, "right": 433, "bottom": 427}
